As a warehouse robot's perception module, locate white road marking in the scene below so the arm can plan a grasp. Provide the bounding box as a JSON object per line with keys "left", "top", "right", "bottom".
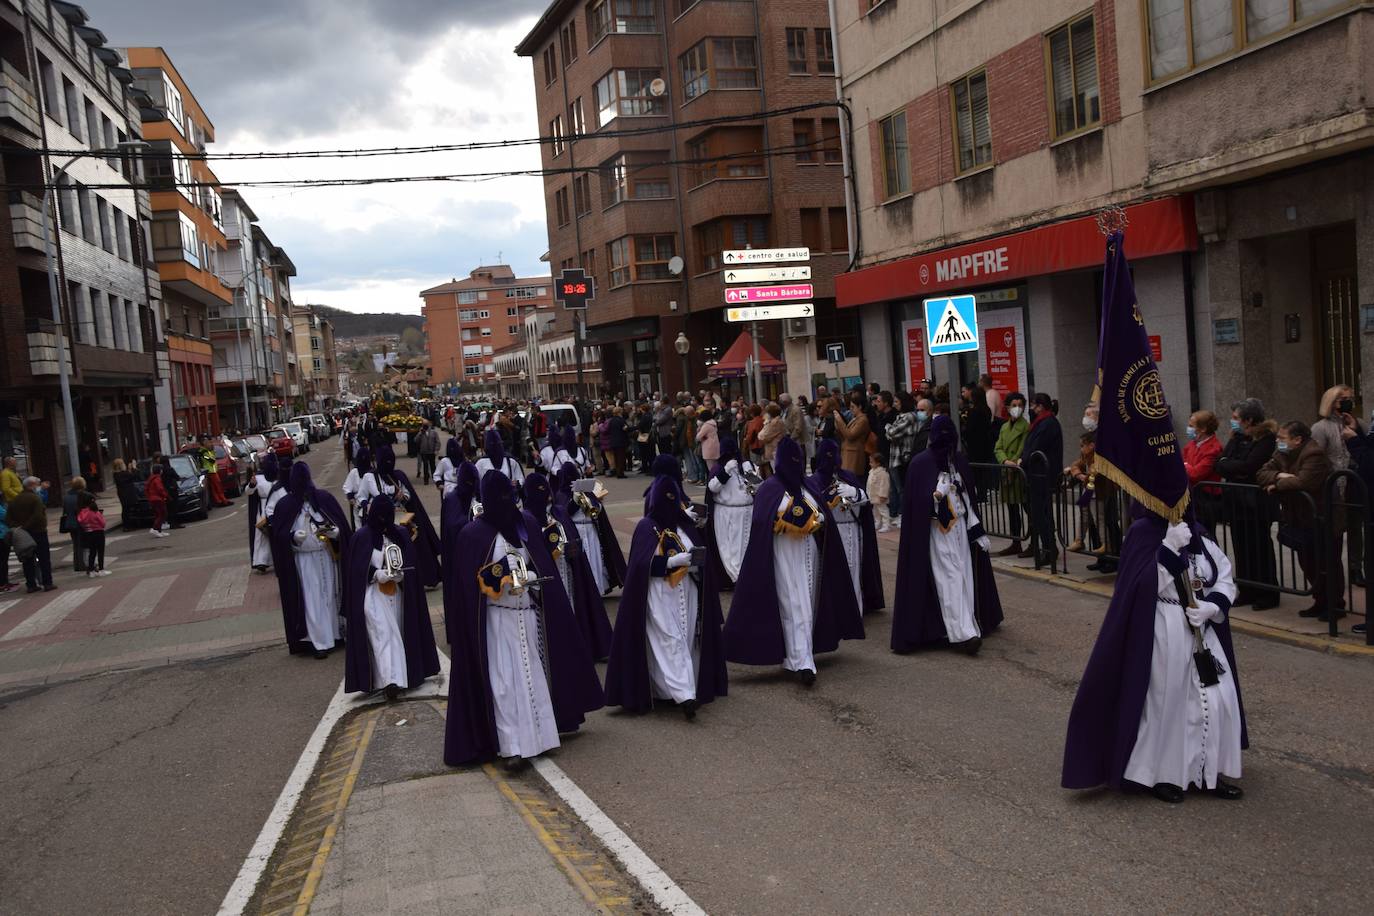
{"left": 533, "top": 757, "right": 706, "bottom": 916}
{"left": 1, "top": 587, "right": 99, "bottom": 641}
{"left": 196, "top": 566, "right": 249, "bottom": 612}
{"left": 217, "top": 650, "right": 450, "bottom": 916}
{"left": 101, "top": 575, "right": 177, "bottom": 626}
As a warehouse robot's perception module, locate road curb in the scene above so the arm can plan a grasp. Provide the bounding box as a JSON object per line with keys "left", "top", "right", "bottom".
{"left": 993, "top": 563, "right": 1374, "bottom": 659}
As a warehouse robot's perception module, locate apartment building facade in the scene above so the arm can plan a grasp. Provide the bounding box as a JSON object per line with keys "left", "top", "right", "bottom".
{"left": 0, "top": 0, "right": 164, "bottom": 486}
{"left": 292, "top": 305, "right": 340, "bottom": 411}
{"left": 127, "top": 46, "right": 230, "bottom": 442}
{"left": 835, "top": 0, "right": 1371, "bottom": 443}
{"left": 516, "top": 0, "right": 851, "bottom": 398}
{"left": 420, "top": 265, "right": 554, "bottom": 393}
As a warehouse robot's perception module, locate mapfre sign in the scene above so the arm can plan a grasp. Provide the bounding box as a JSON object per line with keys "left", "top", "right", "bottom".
{"left": 929, "top": 247, "right": 1009, "bottom": 285}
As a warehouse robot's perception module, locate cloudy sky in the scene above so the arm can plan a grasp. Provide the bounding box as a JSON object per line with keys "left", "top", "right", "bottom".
{"left": 98, "top": 0, "right": 552, "bottom": 314}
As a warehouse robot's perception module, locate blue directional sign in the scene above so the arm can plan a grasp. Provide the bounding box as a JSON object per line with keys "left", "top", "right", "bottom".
{"left": 923, "top": 295, "right": 980, "bottom": 356}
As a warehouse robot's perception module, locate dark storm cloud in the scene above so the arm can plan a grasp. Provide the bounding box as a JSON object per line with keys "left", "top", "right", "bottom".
{"left": 91, "top": 0, "right": 546, "bottom": 137}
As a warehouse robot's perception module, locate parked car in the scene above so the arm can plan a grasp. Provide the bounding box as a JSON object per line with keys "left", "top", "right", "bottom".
{"left": 123, "top": 454, "right": 210, "bottom": 526}
{"left": 180, "top": 442, "right": 245, "bottom": 496}
{"left": 281, "top": 421, "right": 310, "bottom": 452}
{"left": 242, "top": 433, "right": 271, "bottom": 463}
{"left": 263, "top": 427, "right": 296, "bottom": 459}
{"left": 540, "top": 404, "right": 580, "bottom": 436}
{"left": 290, "top": 415, "right": 325, "bottom": 443}
{"left": 309, "top": 414, "right": 330, "bottom": 440}
{"left": 230, "top": 437, "right": 258, "bottom": 480}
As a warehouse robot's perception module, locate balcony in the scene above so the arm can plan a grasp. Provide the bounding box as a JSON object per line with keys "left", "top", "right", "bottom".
{"left": 26, "top": 319, "right": 71, "bottom": 377}
{"left": 8, "top": 189, "right": 46, "bottom": 252}
{"left": 0, "top": 65, "right": 40, "bottom": 138}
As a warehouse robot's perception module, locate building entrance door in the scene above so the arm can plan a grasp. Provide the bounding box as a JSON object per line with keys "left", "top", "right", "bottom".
{"left": 1313, "top": 225, "right": 1360, "bottom": 403}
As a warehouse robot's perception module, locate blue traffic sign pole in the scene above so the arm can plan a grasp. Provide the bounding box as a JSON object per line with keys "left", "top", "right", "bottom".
{"left": 923, "top": 294, "right": 981, "bottom": 449}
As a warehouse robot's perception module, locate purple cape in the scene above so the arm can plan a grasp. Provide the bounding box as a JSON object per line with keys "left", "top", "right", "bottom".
{"left": 721, "top": 476, "right": 864, "bottom": 665}
{"left": 553, "top": 488, "right": 627, "bottom": 591}
{"left": 268, "top": 488, "right": 353, "bottom": 654}
{"left": 603, "top": 517, "right": 728, "bottom": 712}
{"left": 890, "top": 450, "right": 1004, "bottom": 651}
{"left": 439, "top": 486, "right": 473, "bottom": 647}
{"left": 1061, "top": 517, "right": 1248, "bottom": 789}
{"left": 540, "top": 506, "right": 613, "bottom": 661}
{"left": 807, "top": 466, "right": 885, "bottom": 614}
{"left": 443, "top": 517, "right": 606, "bottom": 766}
{"left": 340, "top": 522, "right": 441, "bottom": 694}
{"left": 376, "top": 468, "right": 442, "bottom": 588}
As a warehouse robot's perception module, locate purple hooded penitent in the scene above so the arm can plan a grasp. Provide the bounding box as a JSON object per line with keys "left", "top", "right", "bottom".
{"left": 890, "top": 416, "right": 1004, "bottom": 651}
{"left": 553, "top": 463, "right": 627, "bottom": 590}
{"left": 808, "top": 439, "right": 884, "bottom": 614}
{"left": 443, "top": 473, "right": 604, "bottom": 766}
{"left": 341, "top": 495, "right": 440, "bottom": 694}
{"left": 373, "top": 445, "right": 441, "bottom": 588}
{"left": 525, "top": 472, "right": 613, "bottom": 660}
{"left": 247, "top": 452, "right": 279, "bottom": 560}
{"left": 721, "top": 436, "right": 864, "bottom": 665}
{"left": 268, "top": 461, "right": 353, "bottom": 654}
{"left": 604, "top": 477, "right": 728, "bottom": 712}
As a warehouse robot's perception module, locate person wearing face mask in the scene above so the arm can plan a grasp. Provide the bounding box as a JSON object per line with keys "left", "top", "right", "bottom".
{"left": 1311, "top": 385, "right": 1364, "bottom": 587}
{"left": 1215, "top": 399, "right": 1279, "bottom": 610}
{"left": 992, "top": 393, "right": 1031, "bottom": 556}
{"left": 892, "top": 416, "right": 1003, "bottom": 655}
{"left": 722, "top": 437, "right": 864, "bottom": 686}
{"left": 960, "top": 382, "right": 995, "bottom": 469}
{"left": 1258, "top": 421, "right": 1343, "bottom": 622}
{"left": 1023, "top": 393, "right": 1064, "bottom": 569}
{"left": 1182, "top": 411, "right": 1223, "bottom": 537}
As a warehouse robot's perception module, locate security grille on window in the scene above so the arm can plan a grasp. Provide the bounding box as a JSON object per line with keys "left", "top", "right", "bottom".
{"left": 1048, "top": 14, "right": 1100, "bottom": 137}
{"left": 786, "top": 29, "right": 808, "bottom": 74}
{"left": 879, "top": 110, "right": 910, "bottom": 197}
{"left": 952, "top": 71, "right": 992, "bottom": 173}
{"left": 594, "top": 69, "right": 666, "bottom": 127}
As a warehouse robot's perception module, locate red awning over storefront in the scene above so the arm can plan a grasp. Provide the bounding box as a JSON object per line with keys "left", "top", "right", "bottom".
{"left": 836, "top": 196, "right": 1198, "bottom": 308}
{"left": 709, "top": 331, "right": 786, "bottom": 378}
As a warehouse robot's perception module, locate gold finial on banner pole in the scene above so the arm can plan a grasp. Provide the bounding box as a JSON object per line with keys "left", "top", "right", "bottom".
{"left": 1095, "top": 205, "right": 1129, "bottom": 237}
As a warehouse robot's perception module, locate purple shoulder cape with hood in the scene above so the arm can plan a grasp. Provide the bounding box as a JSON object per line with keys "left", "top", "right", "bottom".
{"left": 1062, "top": 507, "right": 1247, "bottom": 789}
{"left": 269, "top": 462, "right": 352, "bottom": 654}
{"left": 605, "top": 477, "right": 728, "bottom": 712}
{"left": 444, "top": 471, "right": 605, "bottom": 766}
{"left": 891, "top": 416, "right": 1003, "bottom": 650}
{"left": 440, "top": 461, "right": 479, "bottom": 647}
{"left": 553, "top": 463, "right": 627, "bottom": 591}
{"left": 700, "top": 437, "right": 739, "bottom": 588}
{"left": 341, "top": 495, "right": 441, "bottom": 694}
{"left": 807, "top": 439, "right": 885, "bottom": 614}
{"left": 373, "top": 445, "right": 441, "bottom": 588}
{"left": 525, "top": 472, "right": 613, "bottom": 660}
{"left": 722, "top": 436, "right": 864, "bottom": 665}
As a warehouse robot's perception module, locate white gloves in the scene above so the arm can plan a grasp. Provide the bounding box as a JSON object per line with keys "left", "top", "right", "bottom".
{"left": 375, "top": 567, "right": 397, "bottom": 584}
{"left": 837, "top": 482, "right": 860, "bottom": 501}
{"left": 977, "top": 536, "right": 992, "bottom": 552}
{"left": 1186, "top": 599, "right": 1224, "bottom": 628}
{"left": 726, "top": 459, "right": 739, "bottom": 473}
{"left": 667, "top": 551, "right": 693, "bottom": 569}
{"left": 1163, "top": 522, "right": 1192, "bottom": 554}
{"left": 293, "top": 530, "right": 307, "bottom": 545}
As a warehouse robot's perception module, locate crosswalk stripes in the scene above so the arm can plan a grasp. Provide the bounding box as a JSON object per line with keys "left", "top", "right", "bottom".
{"left": 101, "top": 575, "right": 178, "bottom": 627}
{"left": 1, "top": 587, "right": 99, "bottom": 641}
{"left": 196, "top": 565, "right": 250, "bottom": 612}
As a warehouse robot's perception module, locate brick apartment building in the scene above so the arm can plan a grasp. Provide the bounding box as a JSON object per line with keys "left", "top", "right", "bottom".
{"left": 516, "top": 0, "right": 851, "bottom": 398}
{"left": 127, "top": 46, "right": 230, "bottom": 442}
{"left": 0, "top": 0, "right": 164, "bottom": 487}
{"left": 835, "top": 0, "right": 1373, "bottom": 444}
{"left": 420, "top": 265, "right": 554, "bottom": 393}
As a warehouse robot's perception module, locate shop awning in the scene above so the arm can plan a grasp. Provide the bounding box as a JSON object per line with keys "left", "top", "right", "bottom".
{"left": 708, "top": 331, "right": 786, "bottom": 379}
{"left": 835, "top": 195, "right": 1198, "bottom": 308}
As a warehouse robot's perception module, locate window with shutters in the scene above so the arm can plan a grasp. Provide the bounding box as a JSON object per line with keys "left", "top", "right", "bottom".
{"left": 560, "top": 22, "right": 578, "bottom": 63}
{"left": 793, "top": 119, "right": 815, "bottom": 163}
{"left": 1143, "top": 0, "right": 1356, "bottom": 83}
{"left": 786, "top": 29, "right": 808, "bottom": 74}
{"left": 1046, "top": 13, "right": 1100, "bottom": 138}
{"left": 827, "top": 208, "right": 847, "bottom": 253}
{"left": 951, "top": 70, "right": 992, "bottom": 174}
{"left": 878, "top": 110, "right": 909, "bottom": 198}
{"left": 800, "top": 208, "right": 823, "bottom": 252}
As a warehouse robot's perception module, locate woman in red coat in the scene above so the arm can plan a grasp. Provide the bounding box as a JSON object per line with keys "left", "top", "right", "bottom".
{"left": 1183, "top": 410, "right": 1223, "bottom": 535}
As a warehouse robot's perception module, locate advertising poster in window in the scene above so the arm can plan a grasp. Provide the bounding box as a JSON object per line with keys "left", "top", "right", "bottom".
{"left": 977, "top": 309, "right": 1027, "bottom": 401}
{"left": 901, "top": 320, "right": 927, "bottom": 392}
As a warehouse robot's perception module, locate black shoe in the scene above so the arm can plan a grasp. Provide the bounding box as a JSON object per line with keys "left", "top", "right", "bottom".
{"left": 1317, "top": 609, "right": 1347, "bottom": 622}
{"left": 42, "top": 584, "right": 56, "bottom": 592}
{"left": 383, "top": 683, "right": 399, "bottom": 701}
{"left": 958, "top": 637, "right": 983, "bottom": 656}
{"left": 1209, "top": 780, "right": 1244, "bottom": 800}
{"left": 26, "top": 585, "right": 41, "bottom": 594}
{"left": 994, "top": 542, "right": 1022, "bottom": 557}
{"left": 1085, "top": 561, "right": 1103, "bottom": 572}
{"left": 1150, "top": 783, "right": 1185, "bottom": 804}
{"left": 503, "top": 756, "right": 530, "bottom": 774}
{"left": 1351, "top": 623, "right": 1366, "bottom": 635}
{"left": 1298, "top": 605, "right": 1323, "bottom": 618}
{"left": 681, "top": 699, "right": 699, "bottom": 721}
{"left": 313, "top": 649, "right": 329, "bottom": 659}
{"left": 1016, "top": 548, "right": 1036, "bottom": 559}
{"left": 1249, "top": 598, "right": 1279, "bottom": 611}
{"left": 797, "top": 669, "right": 816, "bottom": 687}
{"left": 1037, "top": 551, "right": 1057, "bottom": 568}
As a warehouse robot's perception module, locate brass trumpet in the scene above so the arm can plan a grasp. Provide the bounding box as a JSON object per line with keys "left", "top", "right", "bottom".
{"left": 377, "top": 542, "right": 405, "bottom": 596}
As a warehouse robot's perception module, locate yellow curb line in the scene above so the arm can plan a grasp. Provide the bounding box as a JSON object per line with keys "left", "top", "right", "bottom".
{"left": 994, "top": 562, "right": 1374, "bottom": 658}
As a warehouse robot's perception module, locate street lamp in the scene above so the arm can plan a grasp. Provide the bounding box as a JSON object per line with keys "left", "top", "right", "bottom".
{"left": 41, "top": 140, "right": 149, "bottom": 479}
{"left": 674, "top": 331, "right": 691, "bottom": 395}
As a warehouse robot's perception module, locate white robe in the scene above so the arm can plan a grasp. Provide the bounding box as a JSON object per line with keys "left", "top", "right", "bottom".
{"left": 829, "top": 481, "right": 868, "bottom": 609}
{"left": 1125, "top": 537, "right": 1243, "bottom": 791}
{"left": 773, "top": 491, "right": 821, "bottom": 673}
{"left": 291, "top": 506, "right": 342, "bottom": 651}
{"left": 250, "top": 475, "right": 275, "bottom": 568}
{"left": 485, "top": 535, "right": 560, "bottom": 759}
{"left": 707, "top": 461, "right": 755, "bottom": 583}
{"left": 434, "top": 456, "right": 460, "bottom": 495}
{"left": 364, "top": 538, "right": 410, "bottom": 689}
{"left": 539, "top": 445, "right": 557, "bottom": 473}
{"left": 355, "top": 472, "right": 408, "bottom": 518}
{"left": 928, "top": 470, "right": 983, "bottom": 644}
{"left": 572, "top": 503, "right": 608, "bottom": 594}
{"left": 342, "top": 467, "right": 361, "bottom": 502}
{"left": 646, "top": 527, "right": 701, "bottom": 703}
{"left": 475, "top": 456, "right": 525, "bottom": 485}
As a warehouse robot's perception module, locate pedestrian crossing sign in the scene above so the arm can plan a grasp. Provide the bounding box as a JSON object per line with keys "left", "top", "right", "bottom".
{"left": 923, "top": 295, "right": 980, "bottom": 355}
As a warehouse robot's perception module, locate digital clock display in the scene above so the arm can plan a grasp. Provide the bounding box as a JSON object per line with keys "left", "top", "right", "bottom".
{"left": 562, "top": 282, "right": 588, "bottom": 295}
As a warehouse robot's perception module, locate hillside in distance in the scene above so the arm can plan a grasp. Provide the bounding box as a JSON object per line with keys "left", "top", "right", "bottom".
{"left": 309, "top": 304, "right": 424, "bottom": 340}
